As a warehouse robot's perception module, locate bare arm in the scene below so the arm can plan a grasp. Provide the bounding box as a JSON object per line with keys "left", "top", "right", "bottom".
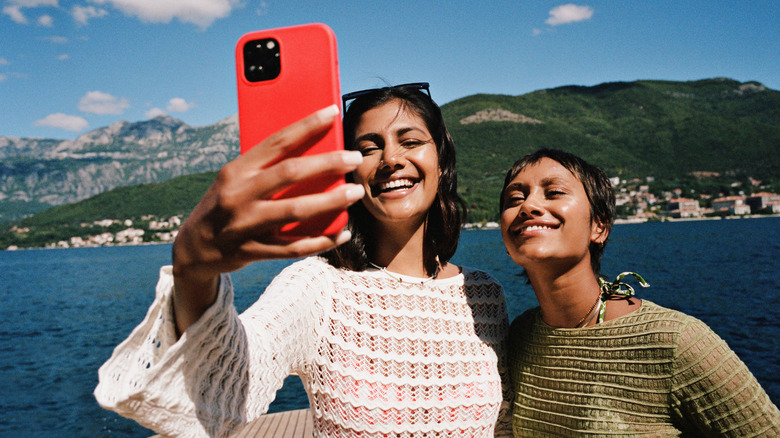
{"left": 171, "top": 105, "right": 364, "bottom": 335}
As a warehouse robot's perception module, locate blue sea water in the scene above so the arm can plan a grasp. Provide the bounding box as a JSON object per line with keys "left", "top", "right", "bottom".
{"left": 0, "top": 217, "right": 778, "bottom": 437}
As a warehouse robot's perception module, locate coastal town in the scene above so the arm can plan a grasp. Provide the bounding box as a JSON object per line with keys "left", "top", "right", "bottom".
{"left": 6, "top": 177, "right": 779, "bottom": 251}
{"left": 612, "top": 178, "right": 780, "bottom": 220}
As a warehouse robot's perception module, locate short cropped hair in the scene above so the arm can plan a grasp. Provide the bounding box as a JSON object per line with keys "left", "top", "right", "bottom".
{"left": 499, "top": 148, "right": 615, "bottom": 275}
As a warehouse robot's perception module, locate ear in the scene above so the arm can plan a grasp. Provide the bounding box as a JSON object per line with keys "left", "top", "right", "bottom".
{"left": 590, "top": 220, "right": 608, "bottom": 245}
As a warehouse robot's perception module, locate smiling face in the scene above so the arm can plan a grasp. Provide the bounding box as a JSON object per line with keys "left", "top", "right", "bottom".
{"left": 350, "top": 99, "right": 441, "bottom": 231}
{"left": 500, "top": 157, "right": 607, "bottom": 274}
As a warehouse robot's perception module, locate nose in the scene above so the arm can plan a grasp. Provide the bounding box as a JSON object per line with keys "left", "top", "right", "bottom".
{"left": 519, "top": 191, "right": 544, "bottom": 218}
{"left": 380, "top": 144, "right": 405, "bottom": 169}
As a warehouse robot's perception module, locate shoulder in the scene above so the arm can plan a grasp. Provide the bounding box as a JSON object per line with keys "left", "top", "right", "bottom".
{"left": 264, "top": 257, "right": 346, "bottom": 292}
{"left": 509, "top": 306, "right": 541, "bottom": 344}
{"left": 277, "top": 256, "right": 339, "bottom": 277}
{"left": 509, "top": 307, "right": 541, "bottom": 338}
{"left": 459, "top": 266, "right": 505, "bottom": 303}
{"left": 461, "top": 266, "right": 501, "bottom": 286}
{"left": 635, "top": 301, "right": 728, "bottom": 360}
{"left": 635, "top": 300, "right": 711, "bottom": 332}
{"left": 507, "top": 307, "right": 541, "bottom": 363}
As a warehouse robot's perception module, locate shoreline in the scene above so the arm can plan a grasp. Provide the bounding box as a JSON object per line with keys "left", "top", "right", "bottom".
{"left": 614, "top": 213, "right": 780, "bottom": 225}
{"left": 5, "top": 214, "right": 780, "bottom": 251}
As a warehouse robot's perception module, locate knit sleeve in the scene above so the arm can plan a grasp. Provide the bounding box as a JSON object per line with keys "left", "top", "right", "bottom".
{"left": 94, "top": 261, "right": 323, "bottom": 438}
{"left": 493, "top": 325, "right": 513, "bottom": 438}
{"left": 670, "top": 317, "right": 780, "bottom": 437}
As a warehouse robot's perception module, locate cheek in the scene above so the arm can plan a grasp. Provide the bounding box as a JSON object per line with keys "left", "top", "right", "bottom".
{"left": 560, "top": 203, "right": 596, "bottom": 241}
{"left": 410, "top": 146, "right": 439, "bottom": 170}
{"left": 499, "top": 209, "right": 517, "bottom": 242}
{"left": 352, "top": 160, "right": 376, "bottom": 185}
{"left": 499, "top": 209, "right": 513, "bottom": 231}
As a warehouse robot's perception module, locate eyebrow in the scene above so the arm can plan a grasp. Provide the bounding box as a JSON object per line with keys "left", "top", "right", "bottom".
{"left": 504, "top": 176, "right": 570, "bottom": 192}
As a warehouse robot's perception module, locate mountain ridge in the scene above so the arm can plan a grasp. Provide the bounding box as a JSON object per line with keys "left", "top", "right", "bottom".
{"left": 2, "top": 77, "right": 778, "bottom": 223}
{"left": 0, "top": 114, "right": 239, "bottom": 220}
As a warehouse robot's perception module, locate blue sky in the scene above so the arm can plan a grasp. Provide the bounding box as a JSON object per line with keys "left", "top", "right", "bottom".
{"left": 2, "top": 0, "right": 778, "bottom": 140}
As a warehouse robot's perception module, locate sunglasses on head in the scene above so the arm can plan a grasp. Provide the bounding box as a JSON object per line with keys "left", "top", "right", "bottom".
{"left": 342, "top": 82, "right": 431, "bottom": 110}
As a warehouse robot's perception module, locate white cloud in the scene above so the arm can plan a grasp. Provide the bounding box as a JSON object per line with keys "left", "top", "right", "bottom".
{"left": 0, "top": 57, "right": 9, "bottom": 65}
{"left": 89, "top": 0, "right": 237, "bottom": 28}
{"left": 42, "top": 35, "right": 68, "bottom": 44}
{"left": 0, "top": 74, "right": 7, "bottom": 82}
{"left": 145, "top": 107, "right": 167, "bottom": 118}
{"left": 9, "top": 0, "right": 58, "bottom": 5}
{"left": 34, "top": 113, "right": 89, "bottom": 132}
{"left": 532, "top": 28, "right": 543, "bottom": 36}
{"left": 72, "top": 5, "right": 108, "bottom": 25}
{"left": 3, "top": 6, "right": 27, "bottom": 23}
{"left": 37, "top": 14, "right": 53, "bottom": 26}
{"left": 57, "top": 53, "right": 69, "bottom": 61}
{"left": 256, "top": 1, "right": 268, "bottom": 16}
{"left": 166, "top": 97, "right": 194, "bottom": 112}
{"left": 546, "top": 4, "right": 594, "bottom": 26}
{"left": 78, "top": 91, "right": 130, "bottom": 115}
{"left": 3, "top": 0, "right": 58, "bottom": 24}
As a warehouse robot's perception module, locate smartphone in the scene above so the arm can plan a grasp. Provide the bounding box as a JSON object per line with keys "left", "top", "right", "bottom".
{"left": 235, "top": 23, "right": 348, "bottom": 238}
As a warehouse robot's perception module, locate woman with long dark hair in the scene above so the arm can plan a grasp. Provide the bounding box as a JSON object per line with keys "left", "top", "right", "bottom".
{"left": 96, "top": 84, "right": 511, "bottom": 437}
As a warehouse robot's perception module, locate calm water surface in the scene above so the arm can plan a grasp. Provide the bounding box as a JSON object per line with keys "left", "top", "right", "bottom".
{"left": 1, "top": 217, "right": 778, "bottom": 436}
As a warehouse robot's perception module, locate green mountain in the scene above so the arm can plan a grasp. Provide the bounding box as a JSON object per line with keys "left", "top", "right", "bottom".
{"left": 4, "top": 78, "right": 779, "bottom": 247}
{"left": 17, "top": 172, "right": 217, "bottom": 227}
{"left": 445, "top": 78, "right": 780, "bottom": 219}
{"left": 0, "top": 114, "right": 238, "bottom": 222}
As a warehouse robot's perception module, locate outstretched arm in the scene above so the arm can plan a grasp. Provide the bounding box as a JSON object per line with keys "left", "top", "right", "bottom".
{"left": 171, "top": 105, "right": 364, "bottom": 334}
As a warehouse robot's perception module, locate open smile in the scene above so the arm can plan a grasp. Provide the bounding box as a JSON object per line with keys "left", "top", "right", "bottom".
{"left": 372, "top": 177, "right": 418, "bottom": 196}
{"left": 510, "top": 221, "right": 560, "bottom": 237}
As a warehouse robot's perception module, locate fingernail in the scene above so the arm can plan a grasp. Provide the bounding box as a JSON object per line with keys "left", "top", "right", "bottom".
{"left": 334, "top": 229, "right": 352, "bottom": 246}
{"left": 316, "top": 104, "right": 339, "bottom": 121}
{"left": 344, "top": 184, "right": 365, "bottom": 201}
{"left": 342, "top": 150, "right": 363, "bottom": 165}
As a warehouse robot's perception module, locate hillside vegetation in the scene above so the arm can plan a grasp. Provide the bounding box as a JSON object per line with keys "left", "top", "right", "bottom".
{"left": 3, "top": 78, "right": 779, "bottom": 247}
{"left": 18, "top": 172, "right": 217, "bottom": 227}
{"left": 445, "top": 78, "right": 780, "bottom": 219}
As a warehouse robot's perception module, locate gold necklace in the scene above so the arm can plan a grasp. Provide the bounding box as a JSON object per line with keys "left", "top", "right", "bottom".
{"left": 575, "top": 292, "right": 603, "bottom": 327}
{"left": 368, "top": 262, "right": 440, "bottom": 284}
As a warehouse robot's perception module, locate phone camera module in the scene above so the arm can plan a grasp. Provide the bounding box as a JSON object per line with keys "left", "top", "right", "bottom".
{"left": 244, "top": 38, "right": 281, "bottom": 82}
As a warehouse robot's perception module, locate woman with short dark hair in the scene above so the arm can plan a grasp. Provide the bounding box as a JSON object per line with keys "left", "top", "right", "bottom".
{"left": 500, "top": 148, "right": 779, "bottom": 436}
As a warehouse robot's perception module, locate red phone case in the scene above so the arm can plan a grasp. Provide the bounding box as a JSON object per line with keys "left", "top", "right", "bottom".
{"left": 235, "top": 23, "right": 348, "bottom": 238}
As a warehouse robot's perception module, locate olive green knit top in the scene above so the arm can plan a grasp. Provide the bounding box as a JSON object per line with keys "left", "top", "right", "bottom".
{"left": 508, "top": 300, "right": 779, "bottom": 437}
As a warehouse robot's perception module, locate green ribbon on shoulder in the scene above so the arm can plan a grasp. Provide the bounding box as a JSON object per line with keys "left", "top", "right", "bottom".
{"left": 598, "top": 271, "right": 650, "bottom": 298}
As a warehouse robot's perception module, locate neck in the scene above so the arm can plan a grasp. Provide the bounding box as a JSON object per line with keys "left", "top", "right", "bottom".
{"left": 369, "top": 219, "right": 428, "bottom": 277}
{"left": 526, "top": 261, "right": 602, "bottom": 328}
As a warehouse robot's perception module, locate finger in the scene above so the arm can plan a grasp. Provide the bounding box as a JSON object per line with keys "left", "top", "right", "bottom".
{"left": 225, "top": 183, "right": 365, "bottom": 239}
{"left": 250, "top": 150, "right": 363, "bottom": 199}
{"left": 243, "top": 105, "right": 341, "bottom": 167}
{"left": 238, "top": 229, "right": 353, "bottom": 260}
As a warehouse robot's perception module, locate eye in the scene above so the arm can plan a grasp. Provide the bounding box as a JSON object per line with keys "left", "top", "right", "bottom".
{"left": 400, "top": 138, "right": 428, "bottom": 148}
{"left": 546, "top": 187, "right": 567, "bottom": 198}
{"left": 503, "top": 192, "right": 525, "bottom": 208}
{"left": 356, "top": 142, "right": 380, "bottom": 156}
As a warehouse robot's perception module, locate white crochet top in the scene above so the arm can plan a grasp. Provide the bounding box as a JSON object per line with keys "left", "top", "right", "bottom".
{"left": 95, "top": 257, "right": 512, "bottom": 437}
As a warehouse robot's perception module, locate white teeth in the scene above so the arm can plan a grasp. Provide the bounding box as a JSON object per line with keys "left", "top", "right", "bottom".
{"left": 379, "top": 179, "right": 414, "bottom": 191}
{"left": 524, "top": 225, "right": 553, "bottom": 232}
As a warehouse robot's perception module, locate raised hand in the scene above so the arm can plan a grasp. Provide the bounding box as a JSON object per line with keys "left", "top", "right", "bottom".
{"left": 171, "top": 105, "right": 364, "bottom": 333}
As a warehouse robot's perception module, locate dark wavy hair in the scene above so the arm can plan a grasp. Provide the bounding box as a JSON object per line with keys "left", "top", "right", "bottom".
{"left": 499, "top": 148, "right": 616, "bottom": 275}
{"left": 323, "top": 86, "right": 466, "bottom": 276}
